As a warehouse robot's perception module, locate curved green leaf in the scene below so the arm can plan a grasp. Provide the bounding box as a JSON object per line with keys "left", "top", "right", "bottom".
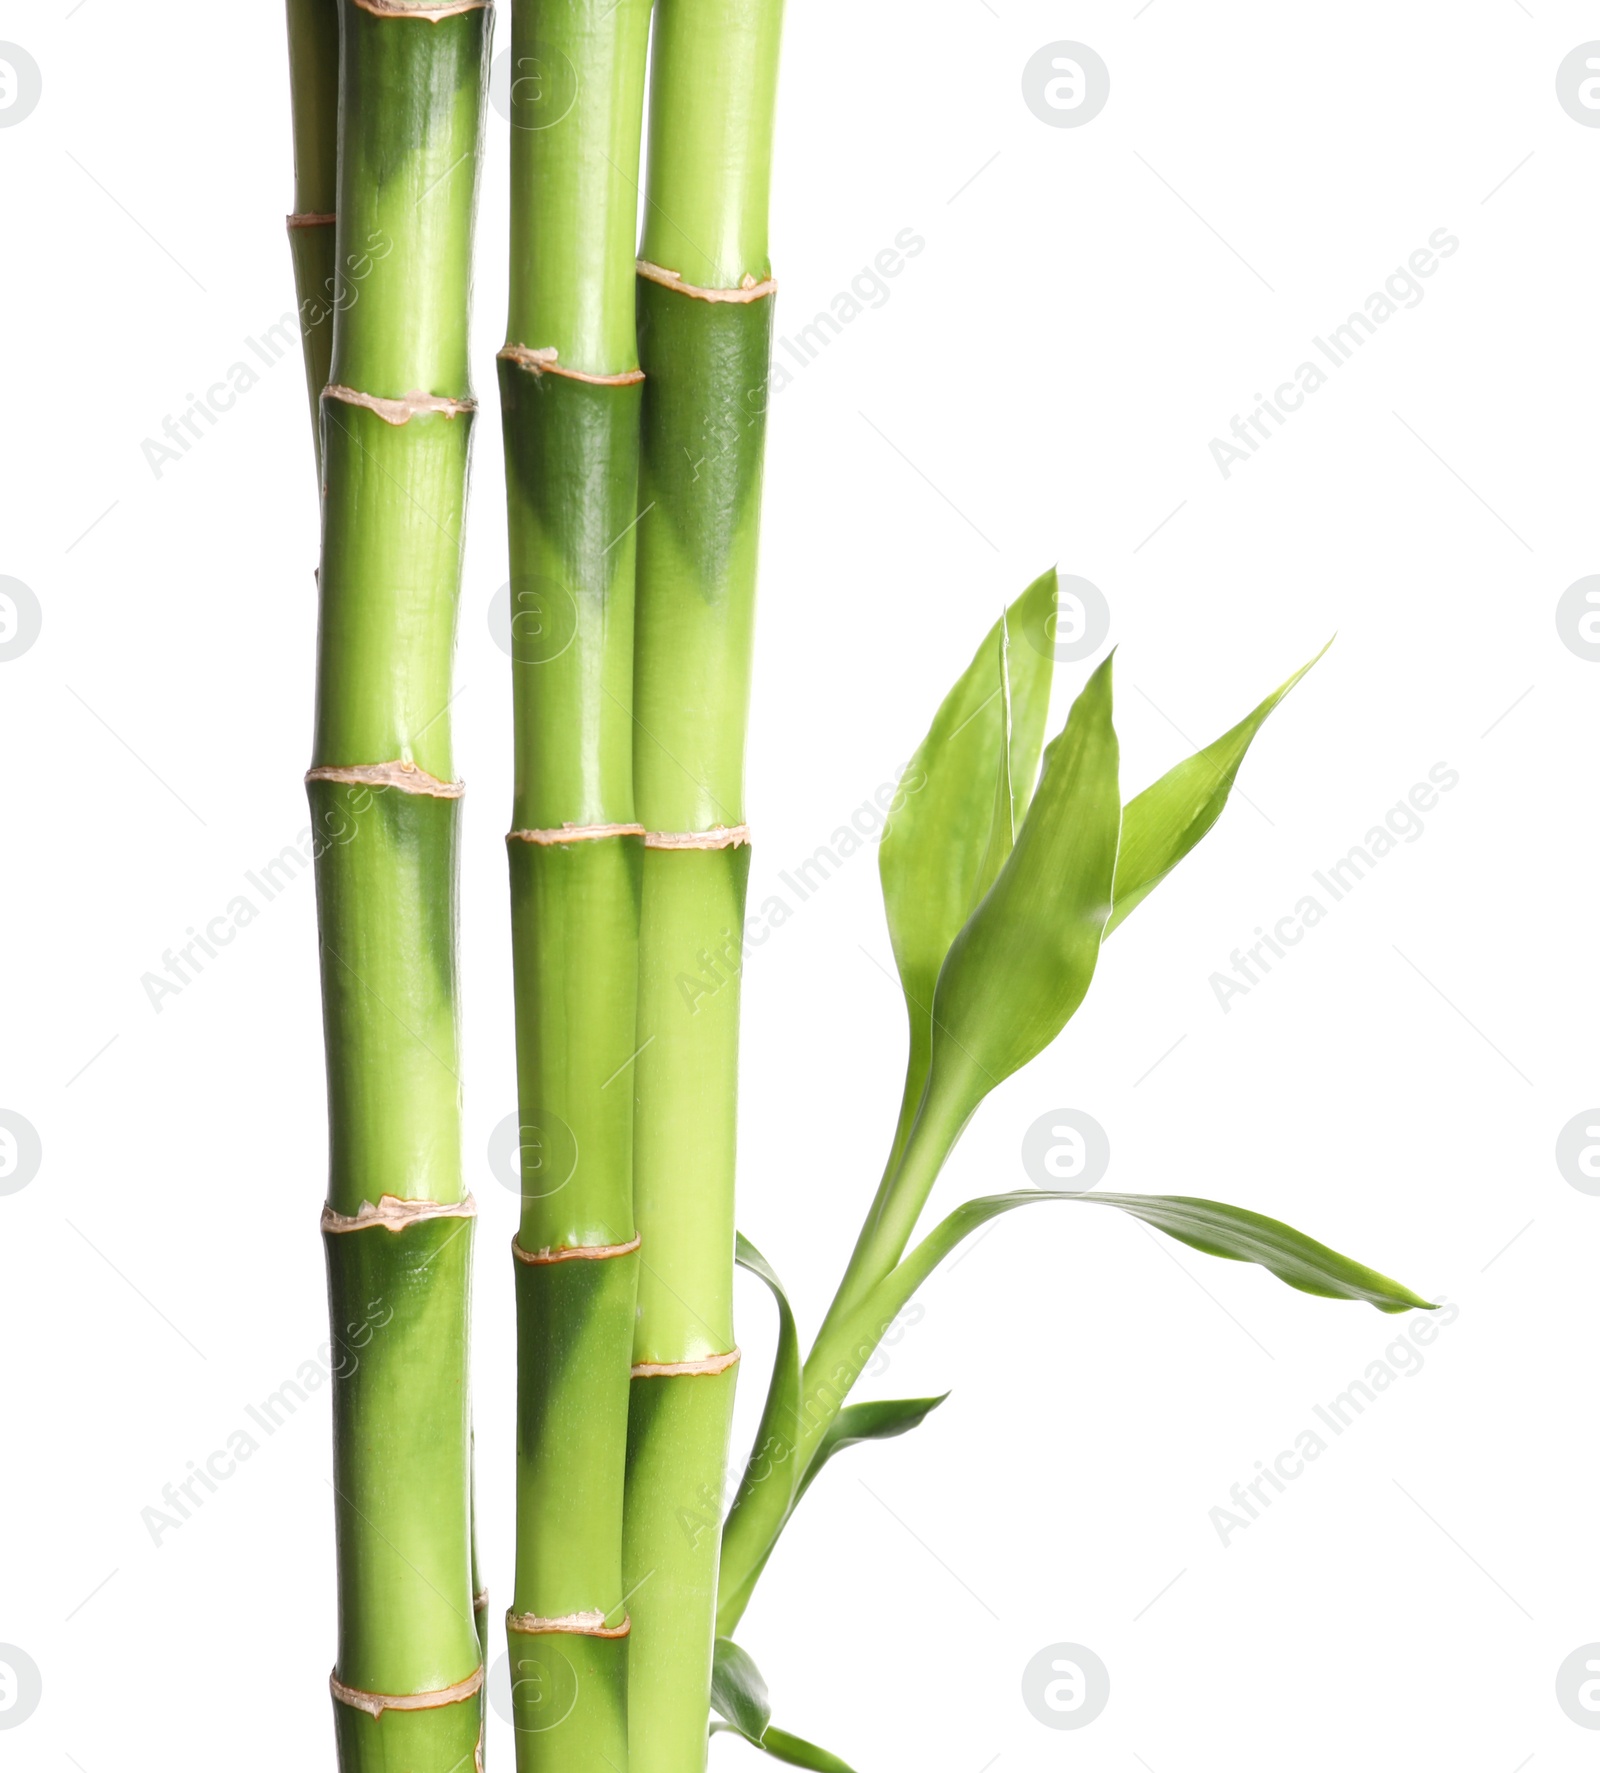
{"left": 877, "top": 569, "right": 1060, "bottom": 1173}
{"left": 1107, "top": 639, "right": 1331, "bottom": 938}
{"left": 711, "top": 1637, "right": 771, "bottom": 1745}
{"left": 759, "top": 1726, "right": 860, "bottom": 1773}
{"left": 924, "top": 651, "right": 1121, "bottom": 1122}
{"left": 793, "top": 1394, "right": 948, "bottom": 1509}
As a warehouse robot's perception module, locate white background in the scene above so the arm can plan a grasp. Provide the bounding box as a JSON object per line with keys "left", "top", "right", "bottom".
{"left": 1, "top": 4, "right": 1595, "bottom": 1770}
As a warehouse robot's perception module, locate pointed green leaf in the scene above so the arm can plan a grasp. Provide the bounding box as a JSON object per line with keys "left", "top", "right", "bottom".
{"left": 758, "top": 1726, "right": 860, "bottom": 1773}
{"left": 711, "top": 1638, "right": 771, "bottom": 1745}
{"left": 793, "top": 1394, "right": 949, "bottom": 1509}
{"left": 924, "top": 652, "right": 1121, "bottom": 1121}
{"left": 1107, "top": 640, "right": 1330, "bottom": 938}
{"left": 876, "top": 571, "right": 1059, "bottom": 1171}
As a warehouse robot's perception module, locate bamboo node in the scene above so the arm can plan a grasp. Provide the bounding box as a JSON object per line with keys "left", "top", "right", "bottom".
{"left": 631, "top": 1348, "right": 742, "bottom": 1379}
{"left": 506, "top": 1609, "right": 630, "bottom": 1638}
{"left": 322, "top": 1194, "right": 478, "bottom": 1235}
{"left": 473, "top": 1589, "right": 490, "bottom": 1612}
{"left": 513, "top": 1233, "right": 641, "bottom": 1265}
{"left": 636, "top": 259, "right": 777, "bottom": 304}
{"left": 498, "top": 344, "right": 645, "bottom": 387}
{"left": 641, "top": 825, "right": 751, "bottom": 850}
{"left": 287, "top": 211, "right": 337, "bottom": 231}
{"left": 323, "top": 384, "right": 477, "bottom": 426}
{"left": 306, "top": 761, "right": 465, "bottom": 799}
{"left": 507, "top": 821, "right": 645, "bottom": 846}
{"left": 329, "top": 1664, "right": 484, "bottom": 1719}
{"left": 350, "top": 0, "right": 491, "bottom": 17}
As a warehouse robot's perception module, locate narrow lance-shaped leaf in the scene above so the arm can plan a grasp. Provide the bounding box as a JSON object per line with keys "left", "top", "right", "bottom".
{"left": 792, "top": 1393, "right": 948, "bottom": 1509}
{"left": 877, "top": 569, "right": 1059, "bottom": 1174}
{"left": 710, "top": 1640, "right": 861, "bottom": 1773}
{"left": 1107, "top": 638, "right": 1331, "bottom": 937}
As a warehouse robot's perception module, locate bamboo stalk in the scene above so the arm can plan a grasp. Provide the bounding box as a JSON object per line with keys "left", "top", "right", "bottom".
{"left": 623, "top": 4, "right": 784, "bottom": 1769}
{"left": 309, "top": 5, "right": 490, "bottom": 1769}
{"left": 497, "top": 3, "right": 652, "bottom": 1769}
{"left": 284, "top": 0, "right": 340, "bottom": 473}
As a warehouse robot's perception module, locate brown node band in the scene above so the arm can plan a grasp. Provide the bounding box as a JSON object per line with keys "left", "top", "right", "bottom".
{"left": 636, "top": 259, "right": 777, "bottom": 304}
{"left": 329, "top": 1664, "right": 484, "bottom": 1719}
{"left": 513, "top": 1234, "right": 641, "bottom": 1266}
{"left": 508, "top": 822, "right": 645, "bottom": 845}
{"left": 323, "top": 384, "right": 476, "bottom": 426}
{"left": 473, "top": 1589, "right": 490, "bottom": 1612}
{"left": 323, "top": 1194, "right": 478, "bottom": 1235}
{"left": 306, "top": 761, "right": 465, "bottom": 799}
{"left": 631, "top": 1348, "right": 741, "bottom": 1379}
{"left": 351, "top": 0, "right": 490, "bottom": 17}
{"left": 498, "top": 344, "right": 645, "bottom": 387}
{"left": 287, "top": 211, "right": 337, "bottom": 230}
{"left": 506, "top": 1609, "right": 630, "bottom": 1638}
{"left": 642, "top": 825, "right": 751, "bottom": 851}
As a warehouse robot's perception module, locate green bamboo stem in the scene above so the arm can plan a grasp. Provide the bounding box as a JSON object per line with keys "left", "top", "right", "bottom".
{"left": 285, "top": 0, "right": 340, "bottom": 472}
{"left": 623, "top": 4, "right": 784, "bottom": 1769}
{"left": 498, "top": 5, "right": 652, "bottom": 1771}
{"left": 311, "top": 5, "right": 489, "bottom": 1769}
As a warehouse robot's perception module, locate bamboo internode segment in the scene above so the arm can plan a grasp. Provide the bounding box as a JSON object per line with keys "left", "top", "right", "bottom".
{"left": 351, "top": 0, "right": 489, "bottom": 17}
{"left": 506, "top": 1609, "right": 632, "bottom": 1638}
{"left": 630, "top": 1347, "right": 742, "bottom": 1379}
{"left": 329, "top": 1663, "right": 485, "bottom": 1718}
{"left": 306, "top": 761, "right": 465, "bottom": 798}
{"left": 322, "top": 1193, "right": 478, "bottom": 1234}
{"left": 513, "top": 1234, "right": 642, "bottom": 1264}
{"left": 323, "top": 384, "right": 477, "bottom": 425}
{"left": 507, "top": 822, "right": 645, "bottom": 845}
{"left": 288, "top": 211, "right": 338, "bottom": 229}
{"left": 498, "top": 344, "right": 646, "bottom": 387}
{"left": 635, "top": 258, "right": 777, "bottom": 303}
{"left": 641, "top": 825, "right": 751, "bottom": 850}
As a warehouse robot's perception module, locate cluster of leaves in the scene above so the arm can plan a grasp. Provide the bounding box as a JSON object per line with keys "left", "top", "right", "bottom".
{"left": 710, "top": 572, "right": 1432, "bottom": 1769}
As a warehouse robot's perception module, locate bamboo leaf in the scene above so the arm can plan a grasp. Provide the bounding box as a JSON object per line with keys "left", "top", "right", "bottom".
{"left": 923, "top": 652, "right": 1120, "bottom": 1120}
{"left": 879, "top": 569, "right": 1059, "bottom": 1061}
{"left": 710, "top": 1642, "right": 860, "bottom": 1772}
{"left": 1107, "top": 639, "right": 1331, "bottom": 938}
{"left": 711, "top": 1638, "right": 771, "bottom": 1745}
{"left": 733, "top": 1234, "right": 804, "bottom": 1521}
{"left": 793, "top": 1394, "right": 949, "bottom": 1509}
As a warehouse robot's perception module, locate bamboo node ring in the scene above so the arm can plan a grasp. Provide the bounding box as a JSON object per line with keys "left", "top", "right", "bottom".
{"left": 306, "top": 761, "right": 465, "bottom": 799}
{"left": 498, "top": 344, "right": 646, "bottom": 387}
{"left": 323, "top": 1194, "right": 478, "bottom": 1235}
{"left": 507, "top": 822, "right": 645, "bottom": 845}
{"left": 323, "top": 384, "right": 476, "bottom": 426}
{"left": 636, "top": 259, "right": 777, "bottom": 303}
{"left": 506, "top": 1609, "right": 630, "bottom": 1638}
{"left": 513, "top": 1234, "right": 641, "bottom": 1265}
{"left": 641, "top": 825, "right": 751, "bottom": 850}
{"left": 329, "top": 1664, "right": 484, "bottom": 1719}
{"left": 630, "top": 1348, "right": 741, "bottom": 1379}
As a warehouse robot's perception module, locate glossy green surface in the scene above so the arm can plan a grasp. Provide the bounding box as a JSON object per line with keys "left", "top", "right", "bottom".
{"left": 333, "top": 1694, "right": 484, "bottom": 1773}
{"left": 331, "top": 0, "right": 487, "bottom": 397}
{"left": 506, "top": 0, "right": 652, "bottom": 373}
{"left": 315, "top": 406, "right": 470, "bottom": 778}
{"left": 326, "top": 1215, "right": 480, "bottom": 1694}
{"left": 631, "top": 845, "right": 750, "bottom": 1363}
{"left": 310, "top": 783, "right": 464, "bottom": 1217}
{"left": 640, "top": 0, "right": 785, "bottom": 288}
{"left": 624, "top": 1368, "right": 739, "bottom": 1773}
{"left": 286, "top": 0, "right": 339, "bottom": 461}
{"left": 501, "top": 364, "right": 641, "bottom": 830}
{"left": 507, "top": 1626, "right": 629, "bottom": 1769}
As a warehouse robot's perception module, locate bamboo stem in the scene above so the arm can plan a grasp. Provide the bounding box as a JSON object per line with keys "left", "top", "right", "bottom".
{"left": 284, "top": 0, "right": 340, "bottom": 472}
{"left": 311, "top": 6, "right": 489, "bottom": 1769}
{"left": 623, "top": 4, "right": 784, "bottom": 1768}
{"left": 499, "top": 4, "right": 652, "bottom": 1769}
